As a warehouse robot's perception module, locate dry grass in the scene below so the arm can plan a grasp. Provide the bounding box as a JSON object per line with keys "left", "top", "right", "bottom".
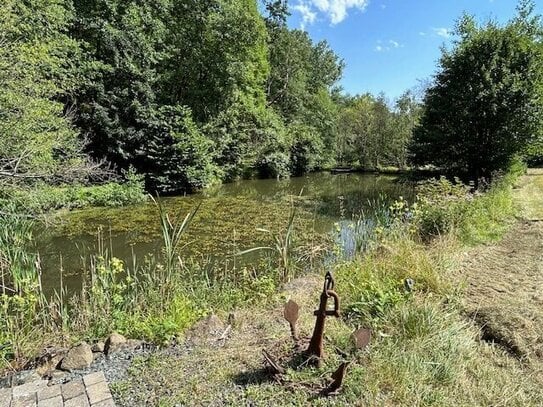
{"left": 514, "top": 168, "right": 543, "bottom": 221}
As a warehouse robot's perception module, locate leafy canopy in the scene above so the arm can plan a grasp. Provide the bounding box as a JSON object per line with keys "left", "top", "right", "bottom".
{"left": 410, "top": 1, "right": 543, "bottom": 180}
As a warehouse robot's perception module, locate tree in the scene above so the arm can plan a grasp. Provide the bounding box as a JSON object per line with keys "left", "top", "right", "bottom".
{"left": 0, "top": 0, "right": 95, "bottom": 187}
{"left": 410, "top": 3, "right": 543, "bottom": 181}
{"left": 71, "top": 0, "right": 269, "bottom": 192}
{"left": 337, "top": 92, "right": 419, "bottom": 169}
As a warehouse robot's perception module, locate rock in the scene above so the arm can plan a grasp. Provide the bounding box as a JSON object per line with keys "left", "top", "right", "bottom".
{"left": 104, "top": 333, "right": 127, "bottom": 354}
{"left": 48, "top": 370, "right": 66, "bottom": 383}
{"left": 1, "top": 369, "right": 41, "bottom": 387}
{"left": 126, "top": 339, "right": 143, "bottom": 350}
{"left": 36, "top": 353, "right": 64, "bottom": 377}
{"left": 187, "top": 314, "right": 225, "bottom": 345}
{"left": 59, "top": 342, "right": 93, "bottom": 372}
{"left": 93, "top": 352, "right": 105, "bottom": 362}
{"left": 92, "top": 342, "right": 105, "bottom": 353}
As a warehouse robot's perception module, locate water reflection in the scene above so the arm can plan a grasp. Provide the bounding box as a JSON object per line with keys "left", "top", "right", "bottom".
{"left": 36, "top": 172, "right": 413, "bottom": 292}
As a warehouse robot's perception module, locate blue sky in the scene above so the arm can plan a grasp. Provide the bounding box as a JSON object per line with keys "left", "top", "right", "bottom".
{"left": 287, "top": 0, "right": 543, "bottom": 99}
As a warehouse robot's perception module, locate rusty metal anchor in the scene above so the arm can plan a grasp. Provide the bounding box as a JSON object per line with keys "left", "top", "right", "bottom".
{"left": 306, "top": 271, "right": 340, "bottom": 366}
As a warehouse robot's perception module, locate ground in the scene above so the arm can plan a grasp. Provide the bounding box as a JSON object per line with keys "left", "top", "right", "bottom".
{"left": 108, "top": 169, "right": 543, "bottom": 406}
{"left": 458, "top": 168, "right": 543, "bottom": 368}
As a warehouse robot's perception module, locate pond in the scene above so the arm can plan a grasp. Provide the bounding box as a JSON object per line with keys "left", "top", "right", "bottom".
{"left": 36, "top": 172, "right": 413, "bottom": 292}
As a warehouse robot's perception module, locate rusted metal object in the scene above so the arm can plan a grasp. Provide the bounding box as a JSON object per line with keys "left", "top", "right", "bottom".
{"left": 322, "top": 361, "right": 350, "bottom": 396}
{"left": 283, "top": 299, "right": 300, "bottom": 341}
{"left": 306, "top": 271, "right": 340, "bottom": 366}
{"left": 263, "top": 349, "right": 285, "bottom": 375}
{"left": 352, "top": 328, "right": 372, "bottom": 350}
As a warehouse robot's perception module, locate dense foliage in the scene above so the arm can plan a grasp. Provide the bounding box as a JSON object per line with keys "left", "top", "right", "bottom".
{"left": 0, "top": 0, "right": 85, "bottom": 185}
{"left": 410, "top": 2, "right": 543, "bottom": 181}
{"left": 337, "top": 92, "right": 421, "bottom": 169}
{"left": 1, "top": 0, "right": 542, "bottom": 199}
{"left": 67, "top": 0, "right": 348, "bottom": 193}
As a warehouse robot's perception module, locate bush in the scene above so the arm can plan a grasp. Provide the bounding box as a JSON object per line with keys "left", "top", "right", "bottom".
{"left": 0, "top": 171, "right": 146, "bottom": 213}
{"left": 415, "top": 177, "right": 473, "bottom": 238}
{"left": 288, "top": 123, "right": 326, "bottom": 175}
{"left": 144, "top": 106, "right": 220, "bottom": 194}
{"left": 413, "top": 169, "right": 518, "bottom": 244}
{"left": 256, "top": 152, "right": 291, "bottom": 179}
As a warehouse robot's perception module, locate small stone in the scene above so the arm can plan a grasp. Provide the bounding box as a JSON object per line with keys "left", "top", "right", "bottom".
{"left": 61, "top": 379, "right": 85, "bottom": 401}
{"left": 37, "top": 354, "right": 64, "bottom": 378}
{"left": 60, "top": 343, "right": 93, "bottom": 372}
{"left": 187, "top": 314, "right": 225, "bottom": 345}
{"left": 91, "top": 342, "right": 105, "bottom": 353}
{"left": 104, "top": 333, "right": 127, "bottom": 355}
{"left": 47, "top": 370, "right": 66, "bottom": 385}
{"left": 126, "top": 339, "right": 143, "bottom": 350}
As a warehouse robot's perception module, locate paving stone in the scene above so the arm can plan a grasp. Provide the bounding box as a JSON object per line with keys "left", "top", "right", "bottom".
{"left": 61, "top": 380, "right": 85, "bottom": 401}
{"left": 91, "top": 398, "right": 115, "bottom": 407}
{"left": 0, "top": 387, "right": 12, "bottom": 407}
{"left": 63, "top": 394, "right": 89, "bottom": 407}
{"left": 37, "top": 395, "right": 63, "bottom": 407}
{"left": 11, "top": 393, "right": 36, "bottom": 407}
{"left": 12, "top": 381, "right": 48, "bottom": 398}
{"left": 37, "top": 385, "right": 61, "bottom": 402}
{"left": 86, "top": 381, "right": 112, "bottom": 405}
{"left": 82, "top": 372, "right": 105, "bottom": 388}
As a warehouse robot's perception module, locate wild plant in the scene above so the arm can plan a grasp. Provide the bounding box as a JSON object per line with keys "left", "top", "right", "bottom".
{"left": 237, "top": 199, "right": 299, "bottom": 283}
{"left": 152, "top": 196, "right": 199, "bottom": 298}
{"left": 0, "top": 210, "right": 45, "bottom": 368}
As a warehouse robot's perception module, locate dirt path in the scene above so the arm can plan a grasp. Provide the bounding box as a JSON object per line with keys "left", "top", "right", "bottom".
{"left": 459, "top": 169, "right": 543, "bottom": 361}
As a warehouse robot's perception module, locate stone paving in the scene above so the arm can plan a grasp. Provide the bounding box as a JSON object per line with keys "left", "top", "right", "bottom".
{"left": 0, "top": 372, "right": 115, "bottom": 407}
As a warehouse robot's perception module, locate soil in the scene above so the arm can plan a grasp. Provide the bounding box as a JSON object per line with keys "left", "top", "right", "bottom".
{"left": 458, "top": 169, "right": 543, "bottom": 362}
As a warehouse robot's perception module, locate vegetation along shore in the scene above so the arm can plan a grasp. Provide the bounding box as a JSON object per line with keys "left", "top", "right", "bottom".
{"left": 1, "top": 0, "right": 543, "bottom": 406}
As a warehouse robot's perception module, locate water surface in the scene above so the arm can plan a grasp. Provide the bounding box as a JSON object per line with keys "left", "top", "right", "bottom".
{"left": 37, "top": 172, "right": 412, "bottom": 291}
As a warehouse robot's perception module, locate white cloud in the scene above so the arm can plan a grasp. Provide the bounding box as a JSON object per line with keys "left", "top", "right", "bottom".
{"left": 292, "top": 3, "right": 317, "bottom": 29}
{"left": 432, "top": 27, "right": 451, "bottom": 38}
{"left": 419, "top": 31, "right": 426, "bottom": 36}
{"left": 374, "top": 39, "right": 402, "bottom": 52}
{"left": 293, "top": 0, "right": 369, "bottom": 26}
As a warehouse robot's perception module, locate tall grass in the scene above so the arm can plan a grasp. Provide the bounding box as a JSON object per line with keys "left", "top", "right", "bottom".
{"left": 0, "top": 196, "right": 290, "bottom": 371}
{"left": 237, "top": 198, "right": 300, "bottom": 282}
{"left": 317, "top": 164, "right": 528, "bottom": 404}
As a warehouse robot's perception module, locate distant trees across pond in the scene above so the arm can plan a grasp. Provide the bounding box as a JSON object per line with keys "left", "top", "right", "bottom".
{"left": 1, "top": 0, "right": 542, "bottom": 198}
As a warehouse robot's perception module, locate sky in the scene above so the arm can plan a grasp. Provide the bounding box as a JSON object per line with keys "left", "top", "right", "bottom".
{"left": 286, "top": 0, "right": 543, "bottom": 100}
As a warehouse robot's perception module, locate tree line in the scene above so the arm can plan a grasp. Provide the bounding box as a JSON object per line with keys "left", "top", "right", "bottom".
{"left": 1, "top": 0, "right": 542, "bottom": 198}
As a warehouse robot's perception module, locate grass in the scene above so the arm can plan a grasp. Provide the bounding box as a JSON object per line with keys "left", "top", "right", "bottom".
{"left": 105, "top": 164, "right": 543, "bottom": 406}
{"left": 0, "top": 195, "right": 307, "bottom": 371}
{"left": 2, "top": 163, "right": 541, "bottom": 406}
{"left": 514, "top": 168, "right": 543, "bottom": 220}
{"left": 0, "top": 170, "right": 146, "bottom": 213}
